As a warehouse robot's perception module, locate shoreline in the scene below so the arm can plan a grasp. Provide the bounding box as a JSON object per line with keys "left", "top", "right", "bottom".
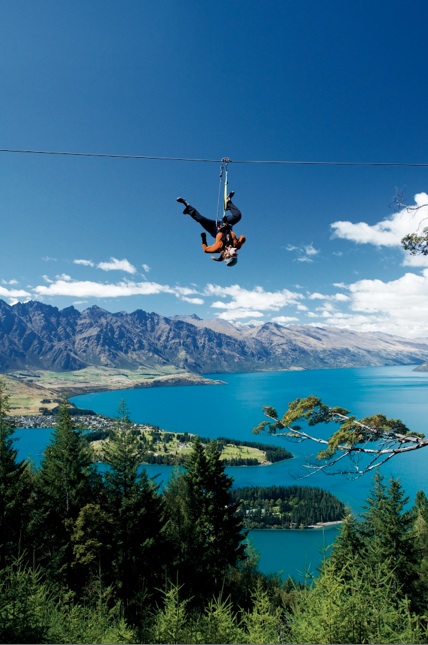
{"left": 3, "top": 368, "right": 225, "bottom": 415}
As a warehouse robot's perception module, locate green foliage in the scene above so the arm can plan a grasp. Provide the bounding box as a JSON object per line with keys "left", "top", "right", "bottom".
{"left": 242, "top": 583, "right": 284, "bottom": 643}
{"left": 289, "top": 557, "right": 423, "bottom": 644}
{"left": 163, "top": 438, "right": 247, "bottom": 605}
{"left": 360, "top": 473, "right": 418, "bottom": 602}
{"left": 101, "top": 401, "right": 166, "bottom": 613}
{"left": 232, "top": 485, "right": 345, "bottom": 529}
{"left": 46, "top": 594, "right": 135, "bottom": 644}
{"left": 9, "top": 383, "right": 428, "bottom": 643}
{"left": 71, "top": 502, "right": 114, "bottom": 595}
{"left": 0, "top": 558, "right": 51, "bottom": 644}
{"left": 0, "top": 558, "right": 135, "bottom": 644}
{"left": 150, "top": 585, "right": 193, "bottom": 644}
{"left": 255, "top": 395, "right": 422, "bottom": 469}
{"left": 411, "top": 491, "right": 428, "bottom": 610}
{"left": 0, "top": 382, "right": 32, "bottom": 568}
{"left": 402, "top": 228, "right": 428, "bottom": 255}
{"left": 30, "top": 401, "right": 101, "bottom": 583}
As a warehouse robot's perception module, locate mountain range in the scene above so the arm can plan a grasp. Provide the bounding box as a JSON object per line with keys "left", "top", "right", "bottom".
{"left": 0, "top": 299, "right": 428, "bottom": 373}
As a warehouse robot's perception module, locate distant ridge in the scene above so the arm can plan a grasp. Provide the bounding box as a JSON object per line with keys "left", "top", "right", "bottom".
{"left": 0, "top": 299, "right": 428, "bottom": 373}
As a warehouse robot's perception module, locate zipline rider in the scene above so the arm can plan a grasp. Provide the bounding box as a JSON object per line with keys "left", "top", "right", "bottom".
{"left": 177, "top": 192, "right": 246, "bottom": 267}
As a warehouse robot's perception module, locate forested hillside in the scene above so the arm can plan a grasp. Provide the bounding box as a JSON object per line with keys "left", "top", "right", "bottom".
{"left": 2, "top": 382, "right": 428, "bottom": 643}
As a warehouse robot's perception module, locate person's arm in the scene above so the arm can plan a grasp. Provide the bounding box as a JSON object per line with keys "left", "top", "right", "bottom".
{"left": 235, "top": 235, "right": 246, "bottom": 249}
{"left": 202, "top": 232, "right": 223, "bottom": 253}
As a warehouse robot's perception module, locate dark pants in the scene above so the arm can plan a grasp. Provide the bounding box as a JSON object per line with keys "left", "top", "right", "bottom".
{"left": 185, "top": 202, "right": 242, "bottom": 238}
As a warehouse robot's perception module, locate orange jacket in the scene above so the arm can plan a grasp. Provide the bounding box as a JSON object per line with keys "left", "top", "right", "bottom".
{"left": 202, "top": 231, "right": 246, "bottom": 254}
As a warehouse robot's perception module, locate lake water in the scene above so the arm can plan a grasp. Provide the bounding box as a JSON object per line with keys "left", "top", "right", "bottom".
{"left": 14, "top": 365, "right": 428, "bottom": 581}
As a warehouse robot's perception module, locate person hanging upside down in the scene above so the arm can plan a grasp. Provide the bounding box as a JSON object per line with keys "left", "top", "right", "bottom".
{"left": 176, "top": 192, "right": 246, "bottom": 267}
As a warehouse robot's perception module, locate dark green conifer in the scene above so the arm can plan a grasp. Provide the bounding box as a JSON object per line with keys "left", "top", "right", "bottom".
{"left": 163, "top": 437, "right": 247, "bottom": 604}
{"left": 30, "top": 401, "right": 100, "bottom": 584}
{"left": 410, "top": 490, "right": 428, "bottom": 611}
{"left": 0, "top": 382, "right": 32, "bottom": 568}
{"left": 101, "top": 400, "right": 165, "bottom": 615}
{"left": 360, "top": 473, "right": 417, "bottom": 602}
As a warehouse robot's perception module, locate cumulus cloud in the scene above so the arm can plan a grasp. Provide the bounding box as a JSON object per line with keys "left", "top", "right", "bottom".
{"left": 97, "top": 258, "right": 137, "bottom": 274}
{"left": 319, "top": 269, "right": 428, "bottom": 338}
{"left": 74, "top": 259, "right": 95, "bottom": 267}
{"left": 0, "top": 286, "right": 32, "bottom": 304}
{"left": 308, "top": 291, "right": 350, "bottom": 303}
{"left": 216, "top": 308, "right": 265, "bottom": 320}
{"left": 203, "top": 284, "right": 304, "bottom": 321}
{"left": 271, "top": 315, "right": 299, "bottom": 324}
{"left": 33, "top": 278, "right": 198, "bottom": 301}
{"left": 206, "top": 284, "right": 302, "bottom": 310}
{"left": 180, "top": 296, "right": 205, "bottom": 305}
{"left": 331, "top": 192, "right": 428, "bottom": 268}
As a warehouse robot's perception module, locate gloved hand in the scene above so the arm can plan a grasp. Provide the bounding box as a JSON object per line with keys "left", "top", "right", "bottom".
{"left": 201, "top": 232, "right": 207, "bottom": 244}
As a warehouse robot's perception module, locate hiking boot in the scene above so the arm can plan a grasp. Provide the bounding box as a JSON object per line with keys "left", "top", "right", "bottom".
{"left": 176, "top": 197, "right": 190, "bottom": 214}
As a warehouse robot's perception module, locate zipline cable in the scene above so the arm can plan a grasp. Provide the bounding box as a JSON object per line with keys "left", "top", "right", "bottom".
{"left": 1, "top": 148, "right": 428, "bottom": 167}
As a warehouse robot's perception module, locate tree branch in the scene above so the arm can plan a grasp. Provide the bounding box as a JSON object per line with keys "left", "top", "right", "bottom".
{"left": 253, "top": 395, "right": 427, "bottom": 478}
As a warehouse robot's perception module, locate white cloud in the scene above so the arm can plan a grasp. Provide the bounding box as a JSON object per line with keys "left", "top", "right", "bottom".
{"left": 308, "top": 291, "right": 350, "bottom": 303}
{"left": 97, "top": 258, "right": 137, "bottom": 274}
{"left": 331, "top": 192, "right": 428, "bottom": 268}
{"left": 180, "top": 296, "right": 204, "bottom": 305}
{"left": 142, "top": 264, "right": 150, "bottom": 273}
{"left": 205, "top": 284, "right": 303, "bottom": 315}
{"left": 271, "top": 315, "right": 299, "bottom": 324}
{"left": 286, "top": 243, "right": 320, "bottom": 263}
{"left": 33, "top": 278, "right": 198, "bottom": 300}
{"left": 2, "top": 279, "right": 18, "bottom": 285}
{"left": 74, "top": 259, "right": 95, "bottom": 267}
{"left": 0, "top": 286, "right": 31, "bottom": 300}
{"left": 322, "top": 269, "right": 428, "bottom": 338}
{"left": 216, "top": 308, "right": 265, "bottom": 320}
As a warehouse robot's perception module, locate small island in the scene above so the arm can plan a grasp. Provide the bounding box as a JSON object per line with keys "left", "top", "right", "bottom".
{"left": 11, "top": 408, "right": 293, "bottom": 467}
{"left": 231, "top": 485, "right": 345, "bottom": 529}
{"left": 85, "top": 427, "right": 293, "bottom": 467}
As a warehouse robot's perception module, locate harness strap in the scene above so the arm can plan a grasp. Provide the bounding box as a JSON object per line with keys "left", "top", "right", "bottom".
{"left": 216, "top": 157, "right": 232, "bottom": 227}
{"left": 216, "top": 162, "right": 224, "bottom": 227}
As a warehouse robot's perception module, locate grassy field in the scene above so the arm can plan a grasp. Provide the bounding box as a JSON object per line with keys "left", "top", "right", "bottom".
{"left": 90, "top": 426, "right": 268, "bottom": 464}
{"left": 1, "top": 367, "right": 223, "bottom": 415}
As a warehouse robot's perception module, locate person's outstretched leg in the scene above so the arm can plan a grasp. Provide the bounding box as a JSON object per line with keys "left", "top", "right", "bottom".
{"left": 177, "top": 198, "right": 218, "bottom": 238}
{"left": 223, "top": 200, "right": 242, "bottom": 227}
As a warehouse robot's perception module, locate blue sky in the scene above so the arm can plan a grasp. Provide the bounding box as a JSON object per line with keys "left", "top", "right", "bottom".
{"left": 2, "top": 0, "right": 428, "bottom": 338}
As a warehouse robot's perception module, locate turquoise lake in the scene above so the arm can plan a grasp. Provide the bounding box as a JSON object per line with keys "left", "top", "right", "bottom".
{"left": 15, "top": 365, "right": 428, "bottom": 581}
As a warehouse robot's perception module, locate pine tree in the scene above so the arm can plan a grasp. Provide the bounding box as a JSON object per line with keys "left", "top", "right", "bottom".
{"left": 71, "top": 502, "right": 114, "bottom": 595}
{"left": 31, "top": 401, "right": 100, "bottom": 584}
{"left": 101, "top": 400, "right": 165, "bottom": 614}
{"left": 328, "top": 508, "right": 362, "bottom": 574}
{"left": 289, "top": 556, "right": 423, "bottom": 644}
{"left": 410, "top": 490, "right": 428, "bottom": 611}
{"left": 359, "top": 473, "right": 418, "bottom": 602}
{"left": 150, "top": 585, "right": 193, "bottom": 644}
{"left": 163, "top": 437, "right": 247, "bottom": 604}
{"left": 242, "top": 583, "right": 284, "bottom": 644}
{"left": 0, "top": 382, "right": 32, "bottom": 568}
